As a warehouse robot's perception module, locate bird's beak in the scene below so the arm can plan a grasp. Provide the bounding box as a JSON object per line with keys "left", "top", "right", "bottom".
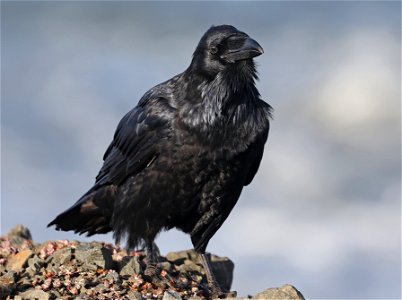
{"left": 222, "top": 37, "right": 264, "bottom": 63}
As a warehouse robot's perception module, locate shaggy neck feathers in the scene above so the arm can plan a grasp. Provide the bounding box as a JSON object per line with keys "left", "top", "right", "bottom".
{"left": 177, "top": 60, "right": 269, "bottom": 150}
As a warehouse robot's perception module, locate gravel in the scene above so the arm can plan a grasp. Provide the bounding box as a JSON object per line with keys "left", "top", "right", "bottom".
{"left": 0, "top": 225, "right": 234, "bottom": 300}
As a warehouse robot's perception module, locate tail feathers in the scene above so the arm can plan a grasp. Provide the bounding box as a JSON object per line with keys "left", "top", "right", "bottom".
{"left": 48, "top": 185, "right": 116, "bottom": 236}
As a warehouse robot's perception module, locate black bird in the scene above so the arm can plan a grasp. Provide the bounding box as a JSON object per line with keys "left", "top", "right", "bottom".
{"left": 48, "top": 25, "right": 272, "bottom": 298}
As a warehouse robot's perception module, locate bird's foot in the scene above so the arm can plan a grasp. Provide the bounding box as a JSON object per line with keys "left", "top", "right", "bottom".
{"left": 210, "top": 290, "right": 238, "bottom": 299}
{"left": 143, "top": 263, "right": 158, "bottom": 277}
{"left": 143, "top": 263, "right": 173, "bottom": 288}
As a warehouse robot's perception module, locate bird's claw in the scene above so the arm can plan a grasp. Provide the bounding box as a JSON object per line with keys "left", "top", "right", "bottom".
{"left": 143, "top": 263, "right": 173, "bottom": 289}
{"left": 210, "top": 290, "right": 237, "bottom": 299}
{"left": 143, "top": 263, "right": 157, "bottom": 277}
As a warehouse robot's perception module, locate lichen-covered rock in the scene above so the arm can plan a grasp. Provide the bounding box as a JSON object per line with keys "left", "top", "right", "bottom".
{"left": 253, "top": 284, "right": 305, "bottom": 300}
{"left": 74, "top": 244, "right": 113, "bottom": 271}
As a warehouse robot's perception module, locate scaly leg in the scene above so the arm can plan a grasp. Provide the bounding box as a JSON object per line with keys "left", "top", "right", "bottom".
{"left": 199, "top": 253, "right": 237, "bottom": 299}
{"left": 143, "top": 241, "right": 173, "bottom": 287}
{"left": 144, "top": 241, "right": 159, "bottom": 277}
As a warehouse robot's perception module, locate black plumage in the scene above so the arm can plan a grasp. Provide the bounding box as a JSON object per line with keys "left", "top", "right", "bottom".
{"left": 49, "top": 25, "right": 272, "bottom": 297}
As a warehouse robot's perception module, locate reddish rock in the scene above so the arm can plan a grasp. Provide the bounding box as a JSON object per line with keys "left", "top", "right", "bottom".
{"left": 6, "top": 249, "right": 33, "bottom": 272}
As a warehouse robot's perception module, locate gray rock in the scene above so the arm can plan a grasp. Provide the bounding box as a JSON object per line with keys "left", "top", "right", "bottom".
{"left": 104, "top": 269, "right": 120, "bottom": 284}
{"left": 177, "top": 259, "right": 203, "bottom": 274}
{"left": 126, "top": 290, "right": 143, "bottom": 299}
{"left": 25, "top": 255, "right": 45, "bottom": 277}
{"left": 94, "top": 283, "right": 108, "bottom": 292}
{"left": 210, "top": 254, "right": 234, "bottom": 292}
{"left": 19, "top": 289, "right": 50, "bottom": 300}
{"left": 253, "top": 284, "right": 305, "bottom": 300}
{"left": 74, "top": 244, "right": 113, "bottom": 271}
{"left": 75, "top": 295, "right": 92, "bottom": 300}
{"left": 159, "top": 261, "right": 172, "bottom": 271}
{"left": 162, "top": 290, "right": 182, "bottom": 300}
{"left": 166, "top": 250, "right": 192, "bottom": 263}
{"left": 119, "top": 256, "right": 141, "bottom": 276}
{"left": 7, "top": 225, "right": 32, "bottom": 246}
{"left": 27, "top": 255, "right": 45, "bottom": 269}
{"left": 47, "top": 247, "right": 72, "bottom": 267}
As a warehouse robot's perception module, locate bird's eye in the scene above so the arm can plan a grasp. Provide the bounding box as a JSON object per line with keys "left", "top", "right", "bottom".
{"left": 210, "top": 46, "right": 218, "bottom": 54}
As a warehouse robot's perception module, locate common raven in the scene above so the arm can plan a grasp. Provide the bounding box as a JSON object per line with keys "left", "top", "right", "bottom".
{"left": 49, "top": 25, "right": 272, "bottom": 298}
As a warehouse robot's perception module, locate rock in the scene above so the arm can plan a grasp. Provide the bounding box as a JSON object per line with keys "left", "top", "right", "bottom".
{"left": 126, "top": 290, "right": 143, "bottom": 299}
{"left": 16, "top": 277, "right": 32, "bottom": 290}
{"left": 159, "top": 261, "right": 172, "bottom": 271}
{"left": 6, "top": 249, "right": 33, "bottom": 272}
{"left": 162, "top": 290, "right": 182, "bottom": 300}
{"left": 6, "top": 225, "right": 32, "bottom": 246}
{"left": 0, "top": 264, "right": 5, "bottom": 275}
{"left": 177, "top": 259, "right": 203, "bottom": 274}
{"left": 119, "top": 256, "right": 141, "bottom": 276}
{"left": 0, "top": 271, "right": 16, "bottom": 298}
{"left": 75, "top": 295, "right": 92, "bottom": 300}
{"left": 210, "top": 254, "right": 234, "bottom": 292}
{"left": 0, "top": 225, "right": 305, "bottom": 300}
{"left": 166, "top": 250, "right": 192, "bottom": 263}
{"left": 25, "top": 255, "right": 45, "bottom": 277}
{"left": 104, "top": 269, "right": 120, "bottom": 284}
{"left": 253, "top": 284, "right": 305, "bottom": 300}
{"left": 167, "top": 250, "right": 234, "bottom": 291}
{"left": 74, "top": 244, "right": 113, "bottom": 271}
{"left": 19, "top": 288, "right": 50, "bottom": 300}
{"left": 47, "top": 247, "right": 72, "bottom": 266}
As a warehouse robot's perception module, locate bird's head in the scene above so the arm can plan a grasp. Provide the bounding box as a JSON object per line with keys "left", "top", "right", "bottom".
{"left": 190, "top": 25, "right": 264, "bottom": 78}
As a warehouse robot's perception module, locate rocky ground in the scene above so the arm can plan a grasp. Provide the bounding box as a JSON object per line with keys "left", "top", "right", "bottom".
{"left": 0, "top": 225, "right": 304, "bottom": 300}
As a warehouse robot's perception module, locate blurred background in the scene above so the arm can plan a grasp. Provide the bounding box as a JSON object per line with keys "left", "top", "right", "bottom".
{"left": 1, "top": 1, "right": 401, "bottom": 298}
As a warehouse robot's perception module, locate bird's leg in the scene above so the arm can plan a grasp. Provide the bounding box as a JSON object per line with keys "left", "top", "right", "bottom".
{"left": 199, "top": 253, "right": 237, "bottom": 299}
{"left": 144, "top": 241, "right": 159, "bottom": 277}
{"left": 143, "top": 241, "right": 173, "bottom": 288}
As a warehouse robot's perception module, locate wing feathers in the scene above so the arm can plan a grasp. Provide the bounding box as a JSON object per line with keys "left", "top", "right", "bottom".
{"left": 96, "top": 97, "right": 173, "bottom": 187}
